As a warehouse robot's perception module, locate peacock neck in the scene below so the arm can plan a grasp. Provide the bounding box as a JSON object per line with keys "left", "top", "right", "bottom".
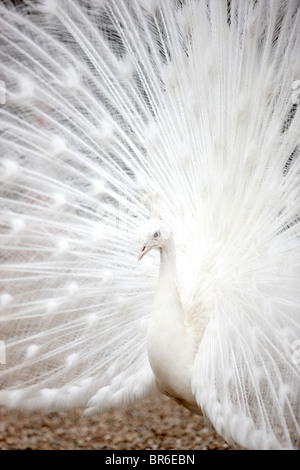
{"left": 158, "top": 238, "right": 178, "bottom": 292}
{"left": 153, "top": 236, "right": 183, "bottom": 321}
{"left": 158, "top": 237, "right": 177, "bottom": 281}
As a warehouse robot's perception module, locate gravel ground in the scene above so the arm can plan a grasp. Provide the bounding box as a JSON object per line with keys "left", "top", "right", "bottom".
{"left": 0, "top": 393, "right": 238, "bottom": 450}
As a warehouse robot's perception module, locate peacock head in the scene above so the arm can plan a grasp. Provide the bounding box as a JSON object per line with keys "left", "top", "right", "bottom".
{"left": 138, "top": 218, "right": 171, "bottom": 261}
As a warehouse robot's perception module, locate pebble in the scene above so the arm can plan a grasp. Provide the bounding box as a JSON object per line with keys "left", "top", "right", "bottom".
{"left": 0, "top": 394, "right": 238, "bottom": 450}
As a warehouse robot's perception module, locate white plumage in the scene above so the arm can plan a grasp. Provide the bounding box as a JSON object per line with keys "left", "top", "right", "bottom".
{"left": 0, "top": 0, "right": 300, "bottom": 450}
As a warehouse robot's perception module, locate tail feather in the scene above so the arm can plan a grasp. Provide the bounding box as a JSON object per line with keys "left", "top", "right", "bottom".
{"left": 0, "top": 0, "right": 299, "bottom": 449}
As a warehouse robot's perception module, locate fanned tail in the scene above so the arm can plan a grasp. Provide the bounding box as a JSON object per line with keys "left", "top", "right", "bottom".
{"left": 0, "top": 0, "right": 299, "bottom": 450}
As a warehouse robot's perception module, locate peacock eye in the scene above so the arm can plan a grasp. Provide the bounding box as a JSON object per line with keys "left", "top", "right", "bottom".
{"left": 153, "top": 231, "right": 160, "bottom": 239}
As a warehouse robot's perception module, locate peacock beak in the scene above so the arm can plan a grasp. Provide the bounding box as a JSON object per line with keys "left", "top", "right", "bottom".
{"left": 138, "top": 244, "right": 152, "bottom": 261}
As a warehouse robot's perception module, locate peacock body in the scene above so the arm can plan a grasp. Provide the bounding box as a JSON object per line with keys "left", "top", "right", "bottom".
{"left": 0, "top": 0, "right": 300, "bottom": 450}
